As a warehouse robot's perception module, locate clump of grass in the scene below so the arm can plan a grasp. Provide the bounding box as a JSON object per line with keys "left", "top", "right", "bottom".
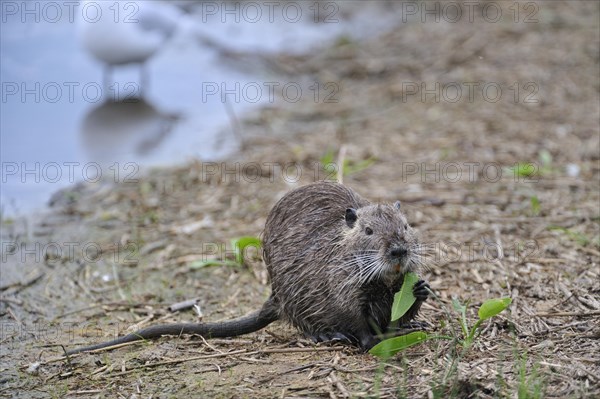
{"left": 368, "top": 275, "right": 552, "bottom": 398}
{"left": 517, "top": 353, "right": 546, "bottom": 399}
{"left": 369, "top": 273, "right": 512, "bottom": 358}
{"left": 320, "top": 149, "right": 376, "bottom": 180}
{"left": 508, "top": 149, "right": 555, "bottom": 180}
{"left": 510, "top": 162, "right": 539, "bottom": 179}
{"left": 548, "top": 226, "right": 591, "bottom": 246}
{"left": 453, "top": 296, "right": 512, "bottom": 348}
{"left": 530, "top": 195, "right": 541, "bottom": 216}
{"left": 189, "top": 236, "right": 262, "bottom": 269}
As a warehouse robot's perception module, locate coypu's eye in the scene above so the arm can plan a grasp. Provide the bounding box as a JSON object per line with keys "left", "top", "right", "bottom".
{"left": 365, "top": 227, "right": 373, "bottom": 235}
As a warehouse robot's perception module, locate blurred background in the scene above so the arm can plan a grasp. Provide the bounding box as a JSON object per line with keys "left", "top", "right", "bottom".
{"left": 1, "top": 0, "right": 398, "bottom": 214}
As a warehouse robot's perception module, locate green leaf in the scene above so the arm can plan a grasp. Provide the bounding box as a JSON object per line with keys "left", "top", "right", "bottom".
{"left": 530, "top": 196, "right": 541, "bottom": 216}
{"left": 368, "top": 332, "right": 428, "bottom": 358}
{"left": 231, "top": 236, "right": 262, "bottom": 265}
{"left": 344, "top": 157, "right": 376, "bottom": 176}
{"left": 320, "top": 149, "right": 335, "bottom": 166}
{"left": 391, "top": 272, "right": 419, "bottom": 321}
{"left": 451, "top": 298, "right": 466, "bottom": 314}
{"left": 539, "top": 149, "right": 552, "bottom": 167}
{"left": 478, "top": 297, "right": 512, "bottom": 321}
{"left": 548, "top": 226, "right": 590, "bottom": 246}
{"left": 452, "top": 298, "right": 469, "bottom": 338}
{"left": 511, "top": 163, "right": 537, "bottom": 178}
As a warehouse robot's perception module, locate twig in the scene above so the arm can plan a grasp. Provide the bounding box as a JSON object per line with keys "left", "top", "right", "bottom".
{"left": 580, "top": 246, "right": 600, "bottom": 258}
{"left": 223, "top": 99, "right": 243, "bottom": 142}
{"left": 29, "top": 340, "right": 144, "bottom": 367}
{"left": 0, "top": 297, "right": 23, "bottom": 305}
{"left": 168, "top": 298, "right": 199, "bottom": 312}
{"left": 258, "top": 363, "right": 317, "bottom": 384}
{"left": 336, "top": 145, "right": 347, "bottom": 184}
{"left": 223, "top": 288, "right": 241, "bottom": 308}
{"left": 111, "top": 261, "right": 126, "bottom": 301}
{"left": 535, "top": 311, "right": 600, "bottom": 317}
{"left": 56, "top": 304, "right": 102, "bottom": 318}
{"left": 55, "top": 301, "right": 164, "bottom": 319}
{"left": 127, "top": 314, "right": 155, "bottom": 332}
{"left": 68, "top": 390, "right": 104, "bottom": 395}
{"left": 91, "top": 365, "right": 108, "bottom": 376}
{"left": 239, "top": 356, "right": 271, "bottom": 364}
{"left": 328, "top": 371, "right": 350, "bottom": 398}
{"left": 539, "top": 361, "right": 599, "bottom": 383}
{"left": 257, "top": 346, "right": 345, "bottom": 354}
{"left": 199, "top": 335, "right": 221, "bottom": 353}
{"left": 24, "top": 344, "right": 345, "bottom": 370}
{"left": 544, "top": 321, "right": 590, "bottom": 333}
{"left": 6, "top": 307, "right": 21, "bottom": 324}
{"left": 0, "top": 272, "right": 45, "bottom": 293}
{"left": 99, "top": 349, "right": 249, "bottom": 377}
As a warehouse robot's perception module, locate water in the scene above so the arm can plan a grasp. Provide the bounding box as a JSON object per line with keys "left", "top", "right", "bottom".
{"left": 1, "top": 1, "right": 400, "bottom": 215}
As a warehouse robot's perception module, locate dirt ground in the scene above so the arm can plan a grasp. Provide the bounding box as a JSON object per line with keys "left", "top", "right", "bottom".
{"left": 1, "top": 1, "right": 599, "bottom": 398}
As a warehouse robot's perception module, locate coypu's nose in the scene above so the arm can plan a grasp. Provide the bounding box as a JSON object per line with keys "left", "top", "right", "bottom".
{"left": 389, "top": 246, "right": 408, "bottom": 260}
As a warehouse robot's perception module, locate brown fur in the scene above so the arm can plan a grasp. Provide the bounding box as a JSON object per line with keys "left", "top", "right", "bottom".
{"left": 67, "top": 181, "right": 428, "bottom": 354}
{"left": 262, "top": 181, "right": 427, "bottom": 349}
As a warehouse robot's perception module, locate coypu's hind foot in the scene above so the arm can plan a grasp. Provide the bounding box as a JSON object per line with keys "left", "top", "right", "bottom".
{"left": 394, "top": 320, "right": 431, "bottom": 330}
{"left": 307, "top": 331, "right": 356, "bottom": 345}
{"left": 306, "top": 331, "right": 379, "bottom": 351}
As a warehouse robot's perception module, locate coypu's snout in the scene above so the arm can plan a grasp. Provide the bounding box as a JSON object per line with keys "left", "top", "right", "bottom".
{"left": 389, "top": 245, "right": 410, "bottom": 273}
{"left": 389, "top": 246, "right": 408, "bottom": 259}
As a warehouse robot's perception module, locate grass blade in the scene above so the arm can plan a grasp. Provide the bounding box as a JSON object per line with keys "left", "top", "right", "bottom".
{"left": 369, "top": 332, "right": 428, "bottom": 359}
{"left": 231, "top": 236, "right": 262, "bottom": 265}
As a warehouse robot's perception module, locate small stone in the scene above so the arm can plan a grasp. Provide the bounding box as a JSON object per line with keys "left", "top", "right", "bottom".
{"left": 566, "top": 163, "right": 580, "bottom": 177}
{"left": 26, "top": 362, "right": 41, "bottom": 374}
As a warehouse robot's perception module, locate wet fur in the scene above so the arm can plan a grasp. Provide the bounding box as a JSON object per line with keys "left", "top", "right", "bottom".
{"left": 67, "top": 182, "right": 427, "bottom": 354}
{"left": 263, "top": 182, "right": 426, "bottom": 349}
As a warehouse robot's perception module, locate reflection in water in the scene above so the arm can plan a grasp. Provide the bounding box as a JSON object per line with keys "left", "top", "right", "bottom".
{"left": 80, "top": 98, "right": 180, "bottom": 163}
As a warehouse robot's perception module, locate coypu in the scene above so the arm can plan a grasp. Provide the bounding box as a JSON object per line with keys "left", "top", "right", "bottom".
{"left": 67, "top": 182, "right": 429, "bottom": 354}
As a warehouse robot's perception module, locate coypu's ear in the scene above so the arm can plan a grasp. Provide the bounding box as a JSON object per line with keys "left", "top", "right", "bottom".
{"left": 345, "top": 208, "right": 357, "bottom": 228}
{"left": 393, "top": 201, "right": 402, "bottom": 211}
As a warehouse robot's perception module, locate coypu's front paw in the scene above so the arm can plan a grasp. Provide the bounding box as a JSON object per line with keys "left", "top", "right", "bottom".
{"left": 413, "top": 279, "right": 430, "bottom": 301}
